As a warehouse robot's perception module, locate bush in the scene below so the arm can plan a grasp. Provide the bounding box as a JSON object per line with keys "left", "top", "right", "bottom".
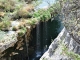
{"left": 0, "top": 16, "right": 11, "bottom": 30}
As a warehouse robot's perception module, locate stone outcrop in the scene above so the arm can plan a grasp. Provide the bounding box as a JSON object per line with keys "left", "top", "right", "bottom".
{"left": 40, "top": 27, "right": 80, "bottom": 60}
{"left": 0, "top": 31, "right": 17, "bottom": 57}
{"left": 40, "top": 0, "right": 80, "bottom": 60}
{"left": 0, "top": 0, "right": 37, "bottom": 58}
{"left": 61, "top": 0, "right": 80, "bottom": 42}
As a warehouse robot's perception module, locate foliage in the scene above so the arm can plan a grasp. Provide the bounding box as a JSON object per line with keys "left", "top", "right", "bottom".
{"left": 25, "top": 18, "right": 37, "bottom": 25}
{"left": 33, "top": 9, "right": 51, "bottom": 21}
{"left": 0, "top": 0, "right": 25, "bottom": 12}
{"left": 29, "top": 19, "right": 37, "bottom": 25}
{"left": 42, "top": 57, "right": 48, "bottom": 60}
{"left": 32, "top": 0, "right": 61, "bottom": 21}
{"left": 50, "top": 1, "right": 61, "bottom": 14}
{"left": 0, "top": 16, "right": 11, "bottom": 30}
{"left": 12, "top": 26, "right": 18, "bottom": 31}
{"left": 32, "top": 0, "right": 42, "bottom": 7}
{"left": 61, "top": 43, "right": 80, "bottom": 60}
{"left": 0, "top": 0, "right": 15, "bottom": 11}
{"left": 0, "top": 0, "right": 62, "bottom": 31}
{"left": 18, "top": 27, "right": 27, "bottom": 37}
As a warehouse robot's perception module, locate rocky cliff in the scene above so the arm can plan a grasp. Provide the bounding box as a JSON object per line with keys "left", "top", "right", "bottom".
{"left": 40, "top": 27, "right": 80, "bottom": 60}
{"left": 40, "top": 0, "right": 80, "bottom": 60}
{"left": 61, "top": 0, "right": 80, "bottom": 43}
{"left": 0, "top": 0, "right": 53, "bottom": 59}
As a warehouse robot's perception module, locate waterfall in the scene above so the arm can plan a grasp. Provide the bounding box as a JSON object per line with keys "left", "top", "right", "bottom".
{"left": 25, "top": 34, "right": 29, "bottom": 60}
{"left": 43, "top": 21, "right": 48, "bottom": 52}
{"left": 36, "top": 22, "right": 41, "bottom": 58}
{"left": 0, "top": 19, "right": 64, "bottom": 60}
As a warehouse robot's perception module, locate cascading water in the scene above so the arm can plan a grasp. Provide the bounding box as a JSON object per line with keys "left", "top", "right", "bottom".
{"left": 0, "top": 16, "right": 64, "bottom": 60}
{"left": 0, "top": 0, "right": 65, "bottom": 60}
{"left": 29, "top": 15, "right": 64, "bottom": 60}
{"left": 35, "top": 22, "right": 41, "bottom": 58}
{"left": 43, "top": 21, "right": 48, "bottom": 53}
{"left": 29, "top": 22, "right": 42, "bottom": 60}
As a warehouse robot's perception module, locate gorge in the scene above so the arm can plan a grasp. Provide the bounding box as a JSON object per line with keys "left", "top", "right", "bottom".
{"left": 0, "top": 0, "right": 80, "bottom": 60}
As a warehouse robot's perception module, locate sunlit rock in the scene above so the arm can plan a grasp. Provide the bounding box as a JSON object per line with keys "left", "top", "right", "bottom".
{"left": 0, "top": 31, "right": 17, "bottom": 55}
{"left": 40, "top": 27, "right": 80, "bottom": 60}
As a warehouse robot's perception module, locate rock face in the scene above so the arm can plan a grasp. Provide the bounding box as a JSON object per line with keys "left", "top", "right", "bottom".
{"left": 61, "top": 0, "right": 80, "bottom": 42}
{"left": 0, "top": 31, "right": 17, "bottom": 57}
{"left": 40, "top": 27, "right": 80, "bottom": 60}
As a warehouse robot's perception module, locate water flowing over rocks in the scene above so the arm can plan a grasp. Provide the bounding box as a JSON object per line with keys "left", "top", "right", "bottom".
{"left": 40, "top": 27, "right": 80, "bottom": 60}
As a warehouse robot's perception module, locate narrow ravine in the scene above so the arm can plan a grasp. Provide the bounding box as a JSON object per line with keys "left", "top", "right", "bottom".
{"left": 29, "top": 16, "right": 64, "bottom": 60}
{"left": 1, "top": 0, "right": 80, "bottom": 60}
{"left": 0, "top": 13, "right": 63, "bottom": 60}
{"left": 0, "top": 0, "right": 64, "bottom": 60}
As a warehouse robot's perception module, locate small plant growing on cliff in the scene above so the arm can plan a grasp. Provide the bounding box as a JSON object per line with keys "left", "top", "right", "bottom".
{"left": 0, "top": 0, "right": 16, "bottom": 11}
{"left": 18, "top": 27, "right": 27, "bottom": 37}
{"left": 42, "top": 58, "right": 48, "bottom": 60}
{"left": 0, "top": 16, "right": 11, "bottom": 30}
{"left": 61, "top": 43, "right": 80, "bottom": 60}
{"left": 33, "top": 9, "right": 51, "bottom": 21}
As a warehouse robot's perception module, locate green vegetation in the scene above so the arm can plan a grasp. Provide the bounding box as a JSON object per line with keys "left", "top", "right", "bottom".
{"left": 0, "top": 16, "right": 11, "bottom": 30}
{"left": 42, "top": 57, "right": 48, "bottom": 60}
{"left": 32, "top": 0, "right": 61, "bottom": 21}
{"left": 61, "top": 43, "right": 80, "bottom": 60}
{"left": 0, "top": 0, "right": 25, "bottom": 12}
{"left": 18, "top": 27, "right": 27, "bottom": 37}
{"left": 28, "top": 18, "right": 38, "bottom": 25}
{"left": 33, "top": 0, "right": 42, "bottom": 7}
{"left": 33, "top": 9, "right": 51, "bottom": 21}
{"left": 0, "top": 0, "right": 61, "bottom": 31}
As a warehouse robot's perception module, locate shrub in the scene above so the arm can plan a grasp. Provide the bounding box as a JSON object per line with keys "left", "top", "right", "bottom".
{"left": 0, "top": 16, "right": 11, "bottom": 30}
